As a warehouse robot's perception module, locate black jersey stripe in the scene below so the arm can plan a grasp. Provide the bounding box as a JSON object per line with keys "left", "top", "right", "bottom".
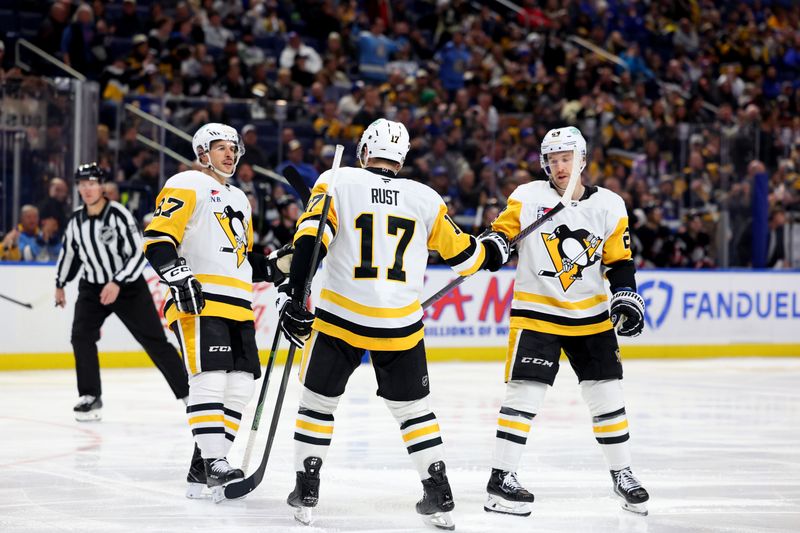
{"left": 510, "top": 308, "right": 610, "bottom": 326}
{"left": 315, "top": 309, "right": 423, "bottom": 339}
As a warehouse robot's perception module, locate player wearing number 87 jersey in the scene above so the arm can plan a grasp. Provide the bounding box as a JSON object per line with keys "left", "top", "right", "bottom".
{"left": 281, "top": 119, "right": 502, "bottom": 529}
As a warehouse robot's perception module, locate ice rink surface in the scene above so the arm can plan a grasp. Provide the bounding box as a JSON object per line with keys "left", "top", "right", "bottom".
{"left": 2, "top": 358, "right": 799, "bottom": 533}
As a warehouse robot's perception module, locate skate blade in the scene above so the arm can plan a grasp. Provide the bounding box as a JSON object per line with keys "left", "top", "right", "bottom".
{"left": 293, "top": 506, "right": 314, "bottom": 526}
{"left": 185, "top": 483, "right": 209, "bottom": 499}
{"left": 421, "top": 511, "right": 454, "bottom": 531}
{"left": 484, "top": 494, "right": 532, "bottom": 517}
{"left": 620, "top": 500, "right": 648, "bottom": 516}
{"left": 74, "top": 410, "right": 102, "bottom": 422}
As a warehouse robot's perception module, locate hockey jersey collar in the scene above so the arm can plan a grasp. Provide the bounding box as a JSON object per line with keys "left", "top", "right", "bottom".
{"left": 547, "top": 180, "right": 598, "bottom": 201}
{"left": 364, "top": 167, "right": 397, "bottom": 179}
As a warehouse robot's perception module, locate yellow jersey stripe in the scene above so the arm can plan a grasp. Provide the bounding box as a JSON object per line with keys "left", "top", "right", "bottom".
{"left": 594, "top": 420, "right": 629, "bottom": 433}
{"left": 188, "top": 414, "right": 224, "bottom": 425}
{"left": 320, "top": 289, "right": 420, "bottom": 318}
{"left": 195, "top": 274, "right": 253, "bottom": 292}
{"left": 514, "top": 291, "right": 608, "bottom": 310}
{"left": 294, "top": 225, "right": 332, "bottom": 248}
{"left": 402, "top": 424, "right": 440, "bottom": 442}
{"left": 296, "top": 419, "right": 334, "bottom": 434}
{"left": 509, "top": 316, "right": 612, "bottom": 336}
{"left": 504, "top": 327, "right": 521, "bottom": 382}
{"left": 313, "top": 319, "right": 424, "bottom": 351}
{"left": 497, "top": 418, "right": 531, "bottom": 432}
{"left": 603, "top": 216, "right": 632, "bottom": 264}
{"left": 166, "top": 300, "right": 255, "bottom": 325}
{"left": 224, "top": 420, "right": 240, "bottom": 432}
{"left": 456, "top": 244, "right": 486, "bottom": 276}
{"left": 178, "top": 317, "right": 199, "bottom": 375}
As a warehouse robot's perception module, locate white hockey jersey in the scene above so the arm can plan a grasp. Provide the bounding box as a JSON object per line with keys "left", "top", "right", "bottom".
{"left": 294, "top": 166, "right": 485, "bottom": 351}
{"left": 143, "top": 170, "right": 254, "bottom": 325}
{"left": 492, "top": 181, "right": 632, "bottom": 336}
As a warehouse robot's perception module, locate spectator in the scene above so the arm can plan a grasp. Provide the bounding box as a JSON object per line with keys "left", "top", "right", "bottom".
{"left": 16, "top": 205, "right": 62, "bottom": 262}
{"left": 271, "top": 194, "right": 301, "bottom": 246}
{"left": 61, "top": 3, "right": 102, "bottom": 78}
{"left": 276, "top": 140, "right": 318, "bottom": 191}
{"left": 357, "top": 18, "right": 398, "bottom": 84}
{"left": 112, "top": 0, "right": 144, "bottom": 38}
{"left": 203, "top": 10, "right": 234, "bottom": 49}
{"left": 435, "top": 31, "right": 471, "bottom": 96}
{"left": 674, "top": 213, "right": 714, "bottom": 268}
{"left": 38, "top": 177, "right": 70, "bottom": 238}
{"left": 279, "top": 32, "right": 322, "bottom": 75}
{"left": 239, "top": 124, "right": 270, "bottom": 169}
{"left": 36, "top": 1, "right": 71, "bottom": 58}
{"left": 635, "top": 204, "right": 675, "bottom": 268}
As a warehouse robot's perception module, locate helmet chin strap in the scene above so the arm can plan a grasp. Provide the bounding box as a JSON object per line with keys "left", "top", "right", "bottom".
{"left": 203, "top": 158, "right": 236, "bottom": 179}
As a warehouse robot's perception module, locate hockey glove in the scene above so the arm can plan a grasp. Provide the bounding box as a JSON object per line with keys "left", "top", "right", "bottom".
{"left": 277, "top": 284, "right": 314, "bottom": 348}
{"left": 157, "top": 258, "right": 205, "bottom": 315}
{"left": 610, "top": 288, "right": 645, "bottom": 337}
{"left": 479, "top": 231, "right": 511, "bottom": 272}
{"left": 265, "top": 243, "right": 293, "bottom": 285}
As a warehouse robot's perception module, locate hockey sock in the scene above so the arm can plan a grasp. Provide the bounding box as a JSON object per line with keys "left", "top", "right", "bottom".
{"left": 294, "top": 386, "right": 340, "bottom": 472}
{"left": 492, "top": 380, "right": 548, "bottom": 472}
{"left": 186, "top": 370, "right": 228, "bottom": 459}
{"left": 384, "top": 397, "right": 444, "bottom": 480}
{"left": 580, "top": 379, "right": 631, "bottom": 471}
{"left": 221, "top": 371, "right": 255, "bottom": 457}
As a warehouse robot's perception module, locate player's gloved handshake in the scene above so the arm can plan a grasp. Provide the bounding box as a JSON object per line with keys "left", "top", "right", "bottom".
{"left": 276, "top": 284, "right": 314, "bottom": 348}
{"left": 157, "top": 257, "right": 205, "bottom": 314}
{"left": 479, "top": 231, "right": 511, "bottom": 272}
{"left": 264, "top": 243, "right": 293, "bottom": 285}
{"left": 610, "top": 288, "right": 645, "bottom": 337}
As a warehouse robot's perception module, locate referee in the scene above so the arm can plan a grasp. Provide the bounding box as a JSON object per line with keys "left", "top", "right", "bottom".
{"left": 55, "top": 163, "right": 189, "bottom": 421}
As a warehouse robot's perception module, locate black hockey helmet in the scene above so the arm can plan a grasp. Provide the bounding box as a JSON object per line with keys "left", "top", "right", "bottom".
{"left": 74, "top": 162, "right": 108, "bottom": 183}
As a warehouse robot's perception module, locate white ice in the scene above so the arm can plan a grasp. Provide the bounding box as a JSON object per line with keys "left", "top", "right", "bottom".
{"left": 2, "top": 358, "right": 799, "bottom": 532}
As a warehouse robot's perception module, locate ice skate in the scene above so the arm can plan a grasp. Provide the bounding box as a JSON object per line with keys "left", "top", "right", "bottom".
{"left": 611, "top": 467, "right": 649, "bottom": 516}
{"left": 484, "top": 468, "right": 534, "bottom": 516}
{"left": 416, "top": 461, "right": 455, "bottom": 531}
{"left": 185, "top": 444, "right": 207, "bottom": 499}
{"left": 73, "top": 395, "right": 102, "bottom": 422}
{"left": 204, "top": 458, "right": 244, "bottom": 503}
{"left": 287, "top": 457, "right": 322, "bottom": 526}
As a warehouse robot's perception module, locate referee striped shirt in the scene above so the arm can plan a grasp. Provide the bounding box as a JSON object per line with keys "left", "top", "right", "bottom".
{"left": 55, "top": 200, "right": 147, "bottom": 288}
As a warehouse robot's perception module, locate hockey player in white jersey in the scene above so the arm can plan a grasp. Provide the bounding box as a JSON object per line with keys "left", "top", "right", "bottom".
{"left": 278, "top": 119, "right": 509, "bottom": 529}
{"left": 481, "top": 127, "right": 650, "bottom": 516}
{"left": 142, "top": 123, "right": 288, "bottom": 501}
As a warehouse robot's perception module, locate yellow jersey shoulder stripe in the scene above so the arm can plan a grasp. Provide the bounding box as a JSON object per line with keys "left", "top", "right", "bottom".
{"left": 513, "top": 291, "right": 608, "bottom": 310}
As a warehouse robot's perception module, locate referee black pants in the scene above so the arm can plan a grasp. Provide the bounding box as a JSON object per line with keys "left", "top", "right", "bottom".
{"left": 71, "top": 277, "right": 189, "bottom": 399}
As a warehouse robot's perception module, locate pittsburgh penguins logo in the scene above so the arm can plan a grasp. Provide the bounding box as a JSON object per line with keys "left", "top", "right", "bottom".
{"left": 539, "top": 224, "right": 602, "bottom": 291}
{"left": 214, "top": 205, "right": 248, "bottom": 267}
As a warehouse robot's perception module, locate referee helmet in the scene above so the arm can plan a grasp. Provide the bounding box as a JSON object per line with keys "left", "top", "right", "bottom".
{"left": 74, "top": 162, "right": 109, "bottom": 183}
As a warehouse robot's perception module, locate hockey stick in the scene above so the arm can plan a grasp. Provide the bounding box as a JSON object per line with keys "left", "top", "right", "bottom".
{"left": 282, "top": 166, "right": 312, "bottom": 207}
{"left": 421, "top": 149, "right": 581, "bottom": 309}
{"left": 239, "top": 172, "right": 312, "bottom": 473}
{"left": 0, "top": 293, "right": 33, "bottom": 309}
{"left": 224, "top": 144, "right": 344, "bottom": 501}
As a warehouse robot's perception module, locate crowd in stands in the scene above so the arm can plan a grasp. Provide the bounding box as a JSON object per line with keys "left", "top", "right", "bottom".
{"left": 1, "top": 0, "right": 799, "bottom": 268}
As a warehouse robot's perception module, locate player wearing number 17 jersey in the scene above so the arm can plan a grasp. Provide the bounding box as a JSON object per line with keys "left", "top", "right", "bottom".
{"left": 278, "top": 119, "right": 509, "bottom": 529}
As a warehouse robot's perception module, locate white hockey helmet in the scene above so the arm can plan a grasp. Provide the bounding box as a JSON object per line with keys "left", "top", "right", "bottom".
{"left": 192, "top": 122, "right": 245, "bottom": 178}
{"left": 357, "top": 119, "right": 410, "bottom": 168}
{"left": 539, "top": 126, "right": 587, "bottom": 177}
